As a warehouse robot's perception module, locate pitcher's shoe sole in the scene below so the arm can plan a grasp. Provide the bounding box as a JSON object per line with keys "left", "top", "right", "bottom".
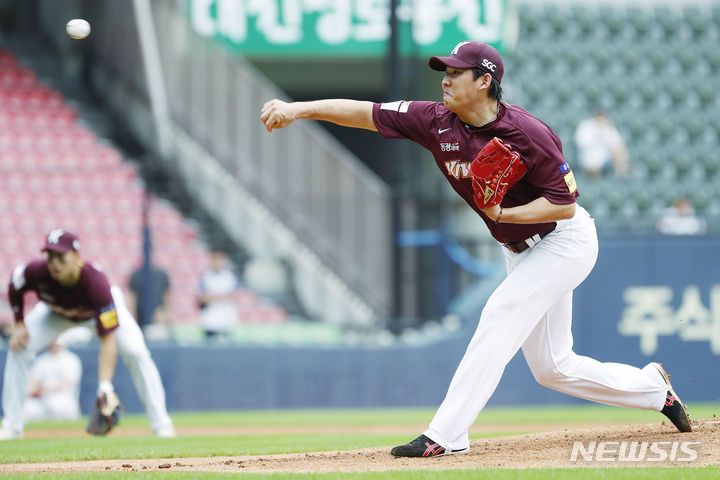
{"left": 650, "top": 362, "right": 692, "bottom": 432}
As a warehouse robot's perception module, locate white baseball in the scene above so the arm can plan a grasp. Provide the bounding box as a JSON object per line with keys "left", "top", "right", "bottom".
{"left": 66, "top": 19, "right": 91, "bottom": 39}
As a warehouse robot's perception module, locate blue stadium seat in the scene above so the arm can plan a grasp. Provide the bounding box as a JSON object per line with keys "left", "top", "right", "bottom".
{"left": 627, "top": 7, "right": 651, "bottom": 34}
{"left": 701, "top": 150, "right": 720, "bottom": 176}
{"left": 689, "top": 186, "right": 713, "bottom": 214}
{"left": 509, "top": 4, "right": 719, "bottom": 232}
{"left": 695, "top": 82, "right": 716, "bottom": 105}
{"left": 684, "top": 6, "right": 711, "bottom": 37}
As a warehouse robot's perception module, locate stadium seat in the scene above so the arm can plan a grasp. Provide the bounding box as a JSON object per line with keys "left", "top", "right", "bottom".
{"left": 689, "top": 186, "right": 713, "bottom": 214}
{"left": 0, "top": 51, "right": 292, "bottom": 328}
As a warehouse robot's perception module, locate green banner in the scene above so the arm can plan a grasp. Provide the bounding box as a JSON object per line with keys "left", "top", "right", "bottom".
{"left": 189, "top": 0, "right": 513, "bottom": 57}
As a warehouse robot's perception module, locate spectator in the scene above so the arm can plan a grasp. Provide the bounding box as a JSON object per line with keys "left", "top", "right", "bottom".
{"left": 198, "top": 250, "right": 242, "bottom": 339}
{"left": 23, "top": 339, "right": 82, "bottom": 422}
{"left": 574, "top": 110, "right": 629, "bottom": 177}
{"left": 657, "top": 197, "right": 707, "bottom": 235}
{"left": 126, "top": 262, "right": 172, "bottom": 332}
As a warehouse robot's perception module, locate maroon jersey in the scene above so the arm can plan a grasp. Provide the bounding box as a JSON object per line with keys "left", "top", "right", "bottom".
{"left": 8, "top": 259, "right": 119, "bottom": 336}
{"left": 372, "top": 101, "right": 579, "bottom": 243}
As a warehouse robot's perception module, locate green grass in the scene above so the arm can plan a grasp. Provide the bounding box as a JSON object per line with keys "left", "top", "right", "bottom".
{"left": 1, "top": 433, "right": 438, "bottom": 463}
{"left": 1, "top": 404, "right": 718, "bottom": 478}
{"left": 26, "top": 401, "right": 717, "bottom": 430}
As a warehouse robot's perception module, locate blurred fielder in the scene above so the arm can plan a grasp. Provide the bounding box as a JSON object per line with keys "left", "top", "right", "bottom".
{"left": 0, "top": 229, "right": 175, "bottom": 439}
{"left": 261, "top": 41, "right": 691, "bottom": 457}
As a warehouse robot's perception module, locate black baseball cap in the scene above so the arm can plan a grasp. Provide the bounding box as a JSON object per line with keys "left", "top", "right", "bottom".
{"left": 42, "top": 229, "right": 80, "bottom": 254}
{"left": 429, "top": 41, "right": 504, "bottom": 84}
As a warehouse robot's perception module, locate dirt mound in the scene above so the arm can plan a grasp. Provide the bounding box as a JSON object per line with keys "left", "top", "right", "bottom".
{"left": 2, "top": 419, "right": 718, "bottom": 473}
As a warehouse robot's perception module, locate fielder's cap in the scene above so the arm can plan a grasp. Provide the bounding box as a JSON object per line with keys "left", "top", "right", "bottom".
{"left": 42, "top": 228, "right": 80, "bottom": 254}
{"left": 429, "top": 41, "right": 504, "bottom": 84}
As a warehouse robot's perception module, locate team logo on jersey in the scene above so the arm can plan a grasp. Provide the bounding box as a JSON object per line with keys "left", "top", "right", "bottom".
{"left": 445, "top": 160, "right": 471, "bottom": 179}
{"left": 380, "top": 100, "right": 412, "bottom": 113}
{"left": 558, "top": 162, "right": 577, "bottom": 193}
{"left": 441, "top": 142, "right": 460, "bottom": 152}
{"left": 99, "top": 304, "right": 119, "bottom": 330}
{"left": 564, "top": 171, "right": 577, "bottom": 193}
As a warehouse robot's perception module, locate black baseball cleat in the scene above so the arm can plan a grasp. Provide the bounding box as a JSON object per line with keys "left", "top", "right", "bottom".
{"left": 650, "top": 362, "right": 692, "bottom": 432}
{"left": 390, "top": 434, "right": 469, "bottom": 457}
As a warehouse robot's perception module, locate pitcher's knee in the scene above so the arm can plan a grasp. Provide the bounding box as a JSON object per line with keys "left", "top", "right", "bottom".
{"left": 530, "top": 366, "right": 569, "bottom": 388}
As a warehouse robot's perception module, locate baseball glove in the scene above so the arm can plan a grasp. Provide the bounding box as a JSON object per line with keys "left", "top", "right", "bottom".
{"left": 469, "top": 137, "right": 527, "bottom": 209}
{"left": 86, "top": 391, "right": 122, "bottom": 436}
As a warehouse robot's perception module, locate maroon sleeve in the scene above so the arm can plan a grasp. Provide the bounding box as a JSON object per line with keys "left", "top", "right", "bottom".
{"left": 83, "top": 263, "right": 119, "bottom": 336}
{"left": 514, "top": 122, "right": 578, "bottom": 205}
{"left": 372, "top": 101, "right": 438, "bottom": 149}
{"left": 8, "top": 261, "right": 44, "bottom": 323}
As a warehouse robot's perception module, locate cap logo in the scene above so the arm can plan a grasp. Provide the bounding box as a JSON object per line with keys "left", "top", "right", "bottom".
{"left": 451, "top": 41, "right": 471, "bottom": 55}
{"left": 48, "top": 229, "right": 65, "bottom": 244}
{"left": 481, "top": 58, "right": 497, "bottom": 72}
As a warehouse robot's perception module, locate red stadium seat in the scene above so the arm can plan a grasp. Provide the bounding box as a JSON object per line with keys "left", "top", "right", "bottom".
{"left": 0, "top": 52, "right": 291, "bottom": 330}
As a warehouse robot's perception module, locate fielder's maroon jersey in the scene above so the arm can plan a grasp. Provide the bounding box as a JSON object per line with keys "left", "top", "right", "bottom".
{"left": 372, "top": 101, "right": 579, "bottom": 243}
{"left": 8, "top": 259, "right": 119, "bottom": 336}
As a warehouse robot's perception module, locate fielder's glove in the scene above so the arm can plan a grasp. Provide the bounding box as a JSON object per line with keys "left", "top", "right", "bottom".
{"left": 470, "top": 137, "right": 527, "bottom": 210}
{"left": 86, "top": 391, "right": 122, "bottom": 436}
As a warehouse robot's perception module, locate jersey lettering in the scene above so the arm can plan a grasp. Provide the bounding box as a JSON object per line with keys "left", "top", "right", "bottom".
{"left": 445, "top": 160, "right": 471, "bottom": 179}
{"left": 440, "top": 142, "right": 460, "bottom": 152}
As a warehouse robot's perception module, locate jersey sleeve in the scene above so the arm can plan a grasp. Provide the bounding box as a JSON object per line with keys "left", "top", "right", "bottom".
{"left": 85, "top": 263, "right": 119, "bottom": 336}
{"left": 372, "top": 101, "right": 438, "bottom": 149}
{"left": 516, "top": 125, "right": 579, "bottom": 205}
{"left": 8, "top": 263, "right": 28, "bottom": 322}
{"left": 7, "top": 261, "right": 44, "bottom": 323}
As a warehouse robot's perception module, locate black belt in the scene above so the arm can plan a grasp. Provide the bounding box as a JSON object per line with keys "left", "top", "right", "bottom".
{"left": 503, "top": 225, "right": 556, "bottom": 253}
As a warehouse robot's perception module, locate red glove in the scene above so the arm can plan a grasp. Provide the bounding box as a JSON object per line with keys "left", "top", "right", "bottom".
{"left": 470, "top": 137, "right": 527, "bottom": 209}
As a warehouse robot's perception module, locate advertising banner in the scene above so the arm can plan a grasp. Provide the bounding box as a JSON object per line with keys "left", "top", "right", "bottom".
{"left": 189, "top": 0, "right": 514, "bottom": 57}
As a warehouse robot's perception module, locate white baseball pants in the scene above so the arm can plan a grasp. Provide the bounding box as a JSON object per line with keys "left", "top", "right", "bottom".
{"left": 425, "top": 206, "right": 668, "bottom": 451}
{"left": 24, "top": 393, "right": 81, "bottom": 422}
{"left": 2, "top": 286, "right": 173, "bottom": 434}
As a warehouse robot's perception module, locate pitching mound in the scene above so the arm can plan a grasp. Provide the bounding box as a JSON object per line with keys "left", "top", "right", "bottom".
{"left": 2, "top": 419, "right": 718, "bottom": 473}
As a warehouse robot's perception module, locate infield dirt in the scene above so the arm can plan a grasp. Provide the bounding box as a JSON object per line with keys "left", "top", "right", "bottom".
{"left": 2, "top": 419, "right": 718, "bottom": 473}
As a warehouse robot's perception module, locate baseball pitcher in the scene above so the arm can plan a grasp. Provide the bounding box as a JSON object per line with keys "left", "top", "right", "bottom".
{"left": 261, "top": 41, "right": 691, "bottom": 457}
